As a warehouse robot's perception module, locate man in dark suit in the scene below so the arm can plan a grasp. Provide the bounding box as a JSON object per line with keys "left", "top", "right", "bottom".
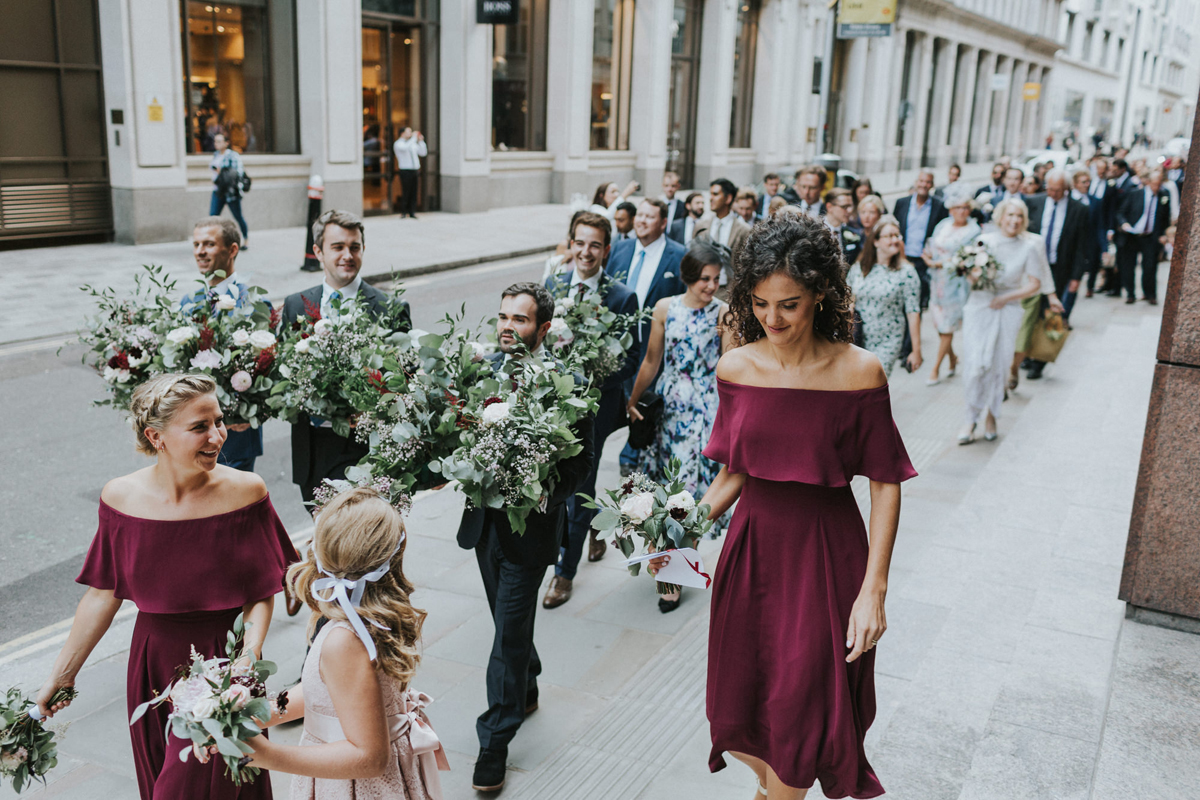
{"left": 607, "top": 198, "right": 687, "bottom": 474}
{"left": 782, "top": 165, "right": 825, "bottom": 217}
{"left": 892, "top": 170, "right": 948, "bottom": 310}
{"left": 1068, "top": 167, "right": 1105, "bottom": 305}
{"left": 1115, "top": 169, "right": 1171, "bottom": 305}
{"left": 462, "top": 282, "right": 594, "bottom": 792}
{"left": 1023, "top": 170, "right": 1091, "bottom": 378}
{"left": 975, "top": 162, "right": 1007, "bottom": 201}
{"left": 541, "top": 213, "right": 638, "bottom": 607}
{"left": 667, "top": 191, "right": 705, "bottom": 245}
{"left": 822, "top": 187, "right": 863, "bottom": 265}
{"left": 661, "top": 170, "right": 686, "bottom": 231}
{"left": 756, "top": 172, "right": 783, "bottom": 219}
{"left": 279, "top": 210, "right": 412, "bottom": 506}
{"left": 693, "top": 178, "right": 751, "bottom": 290}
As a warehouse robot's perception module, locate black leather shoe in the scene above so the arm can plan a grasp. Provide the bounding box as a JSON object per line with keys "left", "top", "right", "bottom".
{"left": 1020, "top": 357, "right": 1033, "bottom": 370}
{"left": 525, "top": 688, "right": 538, "bottom": 715}
{"left": 1125, "top": 296, "right": 1136, "bottom": 304}
{"left": 472, "top": 747, "right": 508, "bottom": 792}
{"left": 1026, "top": 363, "right": 1044, "bottom": 380}
{"left": 658, "top": 595, "right": 682, "bottom": 614}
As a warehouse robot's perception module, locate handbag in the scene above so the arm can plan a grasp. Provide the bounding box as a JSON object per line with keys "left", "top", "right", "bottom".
{"left": 626, "top": 391, "right": 663, "bottom": 450}
{"left": 1028, "top": 309, "right": 1070, "bottom": 363}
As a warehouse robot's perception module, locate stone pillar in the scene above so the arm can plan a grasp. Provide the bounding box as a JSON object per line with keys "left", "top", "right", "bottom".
{"left": 949, "top": 44, "right": 978, "bottom": 165}
{"left": 545, "top": 0, "right": 595, "bottom": 202}
{"left": 837, "top": 36, "right": 871, "bottom": 171}
{"left": 627, "top": 0, "right": 673, "bottom": 191}
{"left": 439, "top": 0, "right": 492, "bottom": 212}
{"left": 861, "top": 32, "right": 899, "bottom": 174}
{"left": 989, "top": 55, "right": 1012, "bottom": 157}
{"left": 901, "top": 32, "right": 934, "bottom": 170}
{"left": 1003, "top": 58, "right": 1025, "bottom": 155}
{"left": 883, "top": 28, "right": 909, "bottom": 172}
{"left": 693, "top": 0, "right": 739, "bottom": 187}
{"left": 751, "top": 0, "right": 800, "bottom": 177}
{"left": 970, "top": 50, "right": 996, "bottom": 162}
{"left": 786, "top": 5, "right": 820, "bottom": 167}
{"left": 1121, "top": 110, "right": 1200, "bottom": 628}
{"left": 927, "top": 39, "right": 958, "bottom": 168}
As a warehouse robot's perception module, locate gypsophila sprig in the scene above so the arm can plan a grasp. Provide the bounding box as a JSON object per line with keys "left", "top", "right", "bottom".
{"left": 0, "top": 687, "right": 77, "bottom": 793}
{"left": 310, "top": 474, "right": 413, "bottom": 518}
{"left": 543, "top": 285, "right": 646, "bottom": 385}
{"left": 952, "top": 239, "right": 1002, "bottom": 292}
{"left": 128, "top": 614, "right": 282, "bottom": 787}
{"left": 585, "top": 458, "right": 713, "bottom": 595}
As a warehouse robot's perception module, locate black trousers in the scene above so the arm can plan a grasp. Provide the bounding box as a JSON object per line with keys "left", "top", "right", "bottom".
{"left": 475, "top": 521, "right": 546, "bottom": 750}
{"left": 898, "top": 256, "right": 929, "bottom": 365}
{"left": 1118, "top": 234, "right": 1160, "bottom": 301}
{"left": 397, "top": 169, "right": 419, "bottom": 216}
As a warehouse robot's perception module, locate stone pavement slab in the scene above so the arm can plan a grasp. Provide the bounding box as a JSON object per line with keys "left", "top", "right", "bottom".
{"left": 3, "top": 261, "right": 1197, "bottom": 800}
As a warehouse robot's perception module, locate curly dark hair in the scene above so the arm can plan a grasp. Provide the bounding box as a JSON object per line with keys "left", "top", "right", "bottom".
{"left": 725, "top": 213, "right": 855, "bottom": 345}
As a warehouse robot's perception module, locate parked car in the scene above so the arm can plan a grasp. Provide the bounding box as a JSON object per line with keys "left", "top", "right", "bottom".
{"left": 1014, "top": 149, "right": 1076, "bottom": 177}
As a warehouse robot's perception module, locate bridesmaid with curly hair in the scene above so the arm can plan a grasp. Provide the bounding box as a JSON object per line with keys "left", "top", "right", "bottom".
{"left": 651, "top": 214, "right": 916, "bottom": 798}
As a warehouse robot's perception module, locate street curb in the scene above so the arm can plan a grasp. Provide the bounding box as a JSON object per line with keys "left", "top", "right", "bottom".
{"left": 0, "top": 246, "right": 557, "bottom": 350}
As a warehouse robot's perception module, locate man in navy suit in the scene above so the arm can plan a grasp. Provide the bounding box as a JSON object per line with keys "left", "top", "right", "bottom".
{"left": 606, "top": 198, "right": 687, "bottom": 474}
{"left": 1115, "top": 169, "right": 1171, "bottom": 304}
{"left": 661, "top": 170, "right": 686, "bottom": 231}
{"left": 667, "top": 191, "right": 706, "bottom": 245}
{"left": 541, "top": 213, "right": 639, "bottom": 608}
{"left": 756, "top": 172, "right": 783, "bottom": 219}
{"left": 892, "top": 170, "right": 948, "bottom": 310}
{"left": 1069, "top": 167, "right": 1105, "bottom": 304}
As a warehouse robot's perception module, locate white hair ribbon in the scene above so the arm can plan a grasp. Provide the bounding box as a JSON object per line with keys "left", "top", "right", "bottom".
{"left": 310, "top": 533, "right": 406, "bottom": 661}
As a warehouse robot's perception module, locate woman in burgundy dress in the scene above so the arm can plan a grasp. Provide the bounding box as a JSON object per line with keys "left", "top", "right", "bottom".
{"left": 655, "top": 214, "right": 915, "bottom": 799}
{"left": 36, "top": 374, "right": 297, "bottom": 800}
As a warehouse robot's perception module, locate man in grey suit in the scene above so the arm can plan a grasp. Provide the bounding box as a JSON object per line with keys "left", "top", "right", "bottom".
{"left": 279, "top": 209, "right": 412, "bottom": 506}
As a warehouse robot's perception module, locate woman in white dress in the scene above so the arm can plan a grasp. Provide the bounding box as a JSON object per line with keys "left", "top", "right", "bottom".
{"left": 958, "top": 198, "right": 1058, "bottom": 444}
{"left": 921, "top": 185, "right": 980, "bottom": 385}
{"left": 589, "top": 180, "right": 639, "bottom": 219}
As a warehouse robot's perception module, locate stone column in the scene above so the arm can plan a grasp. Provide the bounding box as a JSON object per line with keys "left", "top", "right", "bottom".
{"left": 949, "top": 44, "right": 979, "bottom": 165}
{"left": 1002, "top": 57, "right": 1024, "bottom": 155}
{"left": 988, "top": 55, "right": 1010, "bottom": 157}
{"left": 751, "top": 0, "right": 799, "bottom": 176}
{"left": 693, "top": 0, "right": 739, "bottom": 187}
{"left": 901, "top": 32, "right": 934, "bottom": 170}
{"left": 545, "top": 0, "right": 595, "bottom": 202}
{"left": 927, "top": 38, "right": 959, "bottom": 168}
{"left": 786, "top": 5, "right": 820, "bottom": 166}
{"left": 883, "top": 28, "right": 909, "bottom": 172}
{"left": 861, "top": 32, "right": 899, "bottom": 174}
{"left": 439, "top": 0, "right": 492, "bottom": 212}
{"left": 627, "top": 0, "right": 673, "bottom": 191}
{"left": 970, "top": 50, "right": 996, "bottom": 162}
{"left": 837, "top": 36, "right": 871, "bottom": 171}
{"left": 1121, "top": 111, "right": 1200, "bottom": 628}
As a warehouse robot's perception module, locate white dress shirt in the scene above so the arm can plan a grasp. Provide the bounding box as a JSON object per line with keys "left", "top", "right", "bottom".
{"left": 569, "top": 267, "right": 603, "bottom": 296}
{"left": 1040, "top": 196, "right": 1068, "bottom": 265}
{"left": 662, "top": 196, "right": 680, "bottom": 230}
{"left": 392, "top": 137, "right": 427, "bottom": 170}
{"left": 321, "top": 276, "right": 362, "bottom": 319}
{"left": 1132, "top": 187, "right": 1159, "bottom": 235}
{"left": 631, "top": 235, "right": 667, "bottom": 309}
{"left": 683, "top": 216, "right": 697, "bottom": 243}
{"left": 708, "top": 212, "right": 734, "bottom": 246}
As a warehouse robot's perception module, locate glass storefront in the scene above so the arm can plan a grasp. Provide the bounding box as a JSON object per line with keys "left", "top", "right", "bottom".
{"left": 0, "top": 0, "right": 111, "bottom": 242}
{"left": 591, "top": 0, "right": 635, "bottom": 151}
{"left": 180, "top": 0, "right": 299, "bottom": 154}
{"left": 491, "top": 0, "right": 548, "bottom": 151}
{"left": 667, "top": 0, "right": 703, "bottom": 185}
{"left": 729, "top": 0, "right": 759, "bottom": 149}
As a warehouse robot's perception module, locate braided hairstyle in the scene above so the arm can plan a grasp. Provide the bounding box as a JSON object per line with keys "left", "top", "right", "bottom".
{"left": 129, "top": 373, "right": 218, "bottom": 455}
{"left": 725, "top": 212, "right": 855, "bottom": 345}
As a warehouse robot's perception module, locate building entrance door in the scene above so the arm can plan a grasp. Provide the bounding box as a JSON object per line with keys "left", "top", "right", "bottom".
{"left": 666, "top": 0, "right": 703, "bottom": 187}
{"left": 362, "top": 19, "right": 434, "bottom": 215}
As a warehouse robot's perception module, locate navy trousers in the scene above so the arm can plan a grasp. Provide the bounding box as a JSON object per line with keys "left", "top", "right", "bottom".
{"left": 556, "top": 388, "right": 623, "bottom": 580}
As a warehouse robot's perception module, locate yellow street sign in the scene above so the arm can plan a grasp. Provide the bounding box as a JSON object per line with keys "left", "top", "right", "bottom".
{"left": 1022, "top": 82, "right": 1042, "bottom": 101}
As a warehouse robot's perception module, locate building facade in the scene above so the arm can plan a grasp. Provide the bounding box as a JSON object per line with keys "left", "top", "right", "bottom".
{"left": 8, "top": 0, "right": 1193, "bottom": 247}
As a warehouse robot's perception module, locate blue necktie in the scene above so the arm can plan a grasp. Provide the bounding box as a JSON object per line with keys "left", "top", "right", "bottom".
{"left": 628, "top": 249, "right": 647, "bottom": 293}
{"left": 1045, "top": 202, "right": 1057, "bottom": 264}
{"left": 326, "top": 289, "right": 342, "bottom": 319}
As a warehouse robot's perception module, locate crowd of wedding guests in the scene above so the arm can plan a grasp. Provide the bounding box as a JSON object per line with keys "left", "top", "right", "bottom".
{"left": 33, "top": 143, "right": 1184, "bottom": 800}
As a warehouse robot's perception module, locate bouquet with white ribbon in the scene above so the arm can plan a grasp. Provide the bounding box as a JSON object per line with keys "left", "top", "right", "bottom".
{"left": 0, "top": 687, "right": 76, "bottom": 792}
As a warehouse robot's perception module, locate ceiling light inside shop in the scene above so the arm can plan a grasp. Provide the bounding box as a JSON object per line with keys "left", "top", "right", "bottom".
{"left": 217, "top": 25, "right": 224, "bottom": 31}
{"left": 404, "top": 38, "right": 412, "bottom": 44}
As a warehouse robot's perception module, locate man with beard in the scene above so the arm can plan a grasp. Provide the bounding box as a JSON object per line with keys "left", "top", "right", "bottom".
{"left": 459, "top": 282, "right": 595, "bottom": 793}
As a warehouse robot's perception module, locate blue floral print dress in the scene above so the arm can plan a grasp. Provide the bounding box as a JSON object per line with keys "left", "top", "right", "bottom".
{"left": 637, "top": 295, "right": 724, "bottom": 507}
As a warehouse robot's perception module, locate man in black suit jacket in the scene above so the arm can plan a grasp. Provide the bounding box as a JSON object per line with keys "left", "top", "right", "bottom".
{"left": 1024, "top": 170, "right": 1092, "bottom": 378}
{"left": 279, "top": 210, "right": 412, "bottom": 505}
{"left": 823, "top": 187, "right": 863, "bottom": 265}
{"left": 667, "top": 191, "right": 705, "bottom": 245}
{"left": 782, "top": 165, "right": 825, "bottom": 217}
{"left": 756, "top": 172, "right": 783, "bottom": 219}
{"left": 892, "top": 171, "right": 948, "bottom": 310}
{"left": 461, "top": 282, "right": 594, "bottom": 792}
{"left": 661, "top": 170, "right": 686, "bottom": 231}
{"left": 542, "top": 213, "right": 639, "bottom": 607}
{"left": 1115, "top": 170, "right": 1171, "bottom": 305}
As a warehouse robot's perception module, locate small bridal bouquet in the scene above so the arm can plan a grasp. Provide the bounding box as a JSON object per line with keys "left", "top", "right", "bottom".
{"left": 270, "top": 296, "right": 411, "bottom": 438}
{"left": 0, "top": 687, "right": 77, "bottom": 792}
{"left": 586, "top": 458, "right": 714, "bottom": 595}
{"left": 129, "top": 614, "right": 282, "bottom": 787}
{"left": 544, "top": 290, "right": 644, "bottom": 385}
{"left": 431, "top": 350, "right": 598, "bottom": 534}
{"left": 952, "top": 240, "right": 1002, "bottom": 292}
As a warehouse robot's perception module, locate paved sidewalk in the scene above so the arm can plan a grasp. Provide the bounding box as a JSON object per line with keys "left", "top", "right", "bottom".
{"left": 2, "top": 257, "right": 1197, "bottom": 799}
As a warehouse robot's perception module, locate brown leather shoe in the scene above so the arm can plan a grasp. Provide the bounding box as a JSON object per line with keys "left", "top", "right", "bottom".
{"left": 542, "top": 576, "right": 572, "bottom": 609}
{"left": 588, "top": 534, "right": 607, "bottom": 562}
{"left": 284, "top": 584, "right": 303, "bottom": 617}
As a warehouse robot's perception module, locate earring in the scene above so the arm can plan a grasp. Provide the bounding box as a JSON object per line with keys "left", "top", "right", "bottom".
{"left": 817, "top": 301, "right": 824, "bottom": 312}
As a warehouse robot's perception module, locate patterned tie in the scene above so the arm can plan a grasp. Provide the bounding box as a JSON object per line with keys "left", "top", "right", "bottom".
{"left": 576, "top": 282, "right": 587, "bottom": 301}
{"left": 327, "top": 289, "right": 341, "bottom": 319}
{"left": 1141, "top": 191, "right": 1153, "bottom": 235}
{"left": 1045, "top": 201, "right": 1057, "bottom": 264}
{"left": 628, "top": 248, "right": 647, "bottom": 293}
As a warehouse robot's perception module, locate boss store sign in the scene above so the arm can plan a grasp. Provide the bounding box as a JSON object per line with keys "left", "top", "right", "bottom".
{"left": 477, "top": 0, "right": 519, "bottom": 24}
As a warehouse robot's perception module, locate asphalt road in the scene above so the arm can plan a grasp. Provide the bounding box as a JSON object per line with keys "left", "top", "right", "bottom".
{"left": 0, "top": 254, "right": 549, "bottom": 646}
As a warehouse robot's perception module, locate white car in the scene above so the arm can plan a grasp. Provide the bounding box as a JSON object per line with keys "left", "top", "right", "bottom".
{"left": 1014, "top": 149, "right": 1076, "bottom": 177}
{"left": 1164, "top": 138, "right": 1191, "bottom": 158}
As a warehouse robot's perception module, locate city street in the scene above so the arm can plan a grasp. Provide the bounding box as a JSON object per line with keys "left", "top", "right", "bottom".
{"left": 1, "top": 216, "right": 1198, "bottom": 797}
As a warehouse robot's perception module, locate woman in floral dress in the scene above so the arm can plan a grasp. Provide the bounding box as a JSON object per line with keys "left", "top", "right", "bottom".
{"left": 921, "top": 185, "right": 980, "bottom": 385}
{"left": 848, "top": 216, "right": 923, "bottom": 377}
{"left": 627, "top": 239, "right": 734, "bottom": 612}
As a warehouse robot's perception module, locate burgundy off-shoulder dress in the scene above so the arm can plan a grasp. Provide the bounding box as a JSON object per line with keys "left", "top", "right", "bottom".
{"left": 77, "top": 495, "right": 297, "bottom": 800}
{"left": 702, "top": 380, "right": 916, "bottom": 798}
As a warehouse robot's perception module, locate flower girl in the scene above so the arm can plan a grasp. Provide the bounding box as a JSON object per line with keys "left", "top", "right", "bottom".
{"left": 248, "top": 487, "right": 449, "bottom": 798}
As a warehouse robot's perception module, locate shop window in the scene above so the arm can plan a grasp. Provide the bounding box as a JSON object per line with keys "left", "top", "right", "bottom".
{"left": 729, "top": 0, "right": 759, "bottom": 149}
{"left": 591, "top": 0, "right": 635, "bottom": 151}
{"left": 491, "top": 0, "right": 548, "bottom": 151}
{"left": 181, "top": 0, "right": 299, "bottom": 154}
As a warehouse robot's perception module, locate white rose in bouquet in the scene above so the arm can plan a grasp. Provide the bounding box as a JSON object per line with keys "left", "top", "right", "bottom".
{"left": 620, "top": 491, "right": 656, "bottom": 523}
{"left": 248, "top": 330, "right": 276, "bottom": 350}
{"left": 481, "top": 401, "right": 511, "bottom": 425}
{"left": 103, "top": 366, "right": 132, "bottom": 384}
{"left": 468, "top": 341, "right": 493, "bottom": 361}
{"left": 231, "top": 329, "right": 252, "bottom": 347}
{"left": 190, "top": 695, "right": 220, "bottom": 720}
{"left": 0, "top": 748, "right": 25, "bottom": 770}
{"left": 215, "top": 293, "right": 238, "bottom": 311}
{"left": 974, "top": 253, "right": 989, "bottom": 268}
{"left": 559, "top": 297, "right": 576, "bottom": 310}
{"left": 313, "top": 318, "right": 334, "bottom": 336}
{"left": 230, "top": 370, "right": 253, "bottom": 392}
{"left": 220, "top": 684, "right": 252, "bottom": 711}
{"left": 548, "top": 317, "right": 574, "bottom": 347}
{"left": 190, "top": 350, "right": 223, "bottom": 370}
{"left": 294, "top": 338, "right": 312, "bottom": 354}
{"left": 666, "top": 491, "right": 696, "bottom": 513}
{"left": 127, "top": 350, "right": 148, "bottom": 368}
{"left": 166, "top": 326, "right": 198, "bottom": 344}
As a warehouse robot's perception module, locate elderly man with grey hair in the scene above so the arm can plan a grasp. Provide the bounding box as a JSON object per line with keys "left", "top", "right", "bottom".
{"left": 1020, "top": 168, "right": 1092, "bottom": 379}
